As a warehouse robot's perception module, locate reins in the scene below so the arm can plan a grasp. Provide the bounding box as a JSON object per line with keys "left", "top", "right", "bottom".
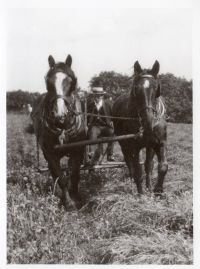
{"left": 43, "top": 100, "right": 167, "bottom": 135}
{"left": 40, "top": 70, "right": 168, "bottom": 140}
{"left": 75, "top": 112, "right": 139, "bottom": 121}
{"left": 70, "top": 100, "right": 168, "bottom": 122}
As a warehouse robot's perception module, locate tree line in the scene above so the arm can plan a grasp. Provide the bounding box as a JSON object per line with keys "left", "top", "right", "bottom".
{"left": 7, "top": 72, "right": 192, "bottom": 123}
{"left": 90, "top": 71, "right": 192, "bottom": 123}
{"left": 7, "top": 90, "right": 41, "bottom": 112}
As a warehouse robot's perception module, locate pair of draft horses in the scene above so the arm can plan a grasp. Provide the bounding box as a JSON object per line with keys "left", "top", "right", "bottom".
{"left": 31, "top": 55, "right": 168, "bottom": 209}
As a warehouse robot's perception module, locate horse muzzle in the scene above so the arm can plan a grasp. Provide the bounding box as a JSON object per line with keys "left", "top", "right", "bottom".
{"left": 139, "top": 107, "right": 155, "bottom": 133}
{"left": 56, "top": 114, "right": 66, "bottom": 123}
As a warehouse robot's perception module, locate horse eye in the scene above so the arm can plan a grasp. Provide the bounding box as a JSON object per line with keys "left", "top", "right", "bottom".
{"left": 63, "top": 77, "right": 72, "bottom": 87}
{"left": 49, "top": 75, "right": 56, "bottom": 83}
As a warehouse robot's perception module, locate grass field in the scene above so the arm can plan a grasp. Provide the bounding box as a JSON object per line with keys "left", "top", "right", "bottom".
{"left": 7, "top": 112, "right": 193, "bottom": 264}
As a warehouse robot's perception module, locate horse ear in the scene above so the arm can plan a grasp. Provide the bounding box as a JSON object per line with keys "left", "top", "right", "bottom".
{"left": 65, "top": 54, "right": 72, "bottom": 67}
{"left": 151, "top": 60, "right": 160, "bottom": 77}
{"left": 156, "top": 82, "right": 161, "bottom": 98}
{"left": 134, "top": 61, "right": 142, "bottom": 75}
{"left": 48, "top": 55, "right": 55, "bottom": 68}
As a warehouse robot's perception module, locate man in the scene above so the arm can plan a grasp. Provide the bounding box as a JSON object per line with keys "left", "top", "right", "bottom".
{"left": 27, "top": 103, "right": 32, "bottom": 114}
{"left": 87, "top": 87, "right": 115, "bottom": 165}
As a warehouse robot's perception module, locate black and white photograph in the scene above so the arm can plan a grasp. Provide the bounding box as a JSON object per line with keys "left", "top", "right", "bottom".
{"left": 2, "top": 0, "right": 197, "bottom": 266}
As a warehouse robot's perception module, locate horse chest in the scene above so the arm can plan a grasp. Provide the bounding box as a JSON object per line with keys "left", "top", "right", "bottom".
{"left": 141, "top": 131, "right": 162, "bottom": 147}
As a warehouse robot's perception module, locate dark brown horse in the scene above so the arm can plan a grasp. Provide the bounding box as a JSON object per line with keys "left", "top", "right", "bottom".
{"left": 31, "top": 55, "right": 86, "bottom": 209}
{"left": 112, "top": 60, "right": 168, "bottom": 194}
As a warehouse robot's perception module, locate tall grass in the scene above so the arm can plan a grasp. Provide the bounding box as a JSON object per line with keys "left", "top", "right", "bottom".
{"left": 7, "top": 113, "right": 193, "bottom": 264}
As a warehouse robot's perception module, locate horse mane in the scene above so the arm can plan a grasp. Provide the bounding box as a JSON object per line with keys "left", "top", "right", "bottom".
{"left": 156, "top": 96, "right": 166, "bottom": 118}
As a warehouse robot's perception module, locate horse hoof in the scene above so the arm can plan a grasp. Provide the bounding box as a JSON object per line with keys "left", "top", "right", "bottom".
{"left": 154, "top": 186, "right": 163, "bottom": 194}
{"left": 61, "top": 191, "right": 80, "bottom": 211}
{"left": 146, "top": 186, "right": 152, "bottom": 192}
{"left": 75, "top": 200, "right": 83, "bottom": 210}
{"left": 136, "top": 190, "right": 144, "bottom": 196}
{"left": 135, "top": 192, "right": 144, "bottom": 200}
{"left": 154, "top": 187, "right": 164, "bottom": 199}
{"left": 59, "top": 199, "right": 68, "bottom": 211}
{"left": 136, "top": 187, "right": 144, "bottom": 195}
{"left": 69, "top": 192, "right": 83, "bottom": 209}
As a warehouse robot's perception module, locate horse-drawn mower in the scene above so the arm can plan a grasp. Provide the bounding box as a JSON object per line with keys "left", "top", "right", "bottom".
{"left": 36, "top": 90, "right": 144, "bottom": 173}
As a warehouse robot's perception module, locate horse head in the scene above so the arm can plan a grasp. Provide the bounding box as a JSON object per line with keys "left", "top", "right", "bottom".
{"left": 131, "top": 60, "right": 161, "bottom": 133}
{"left": 44, "top": 55, "right": 77, "bottom": 129}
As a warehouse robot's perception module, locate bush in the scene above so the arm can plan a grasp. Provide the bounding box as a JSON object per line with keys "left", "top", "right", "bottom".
{"left": 160, "top": 73, "right": 192, "bottom": 123}
{"left": 7, "top": 90, "right": 41, "bottom": 112}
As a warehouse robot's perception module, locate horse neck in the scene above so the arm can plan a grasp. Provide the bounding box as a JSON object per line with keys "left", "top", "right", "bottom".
{"left": 127, "top": 94, "right": 138, "bottom": 118}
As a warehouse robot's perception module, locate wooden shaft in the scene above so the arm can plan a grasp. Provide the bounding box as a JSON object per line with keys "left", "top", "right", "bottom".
{"left": 54, "top": 134, "right": 137, "bottom": 152}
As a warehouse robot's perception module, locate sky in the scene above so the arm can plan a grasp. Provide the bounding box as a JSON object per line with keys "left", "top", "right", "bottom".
{"left": 6, "top": 8, "right": 192, "bottom": 93}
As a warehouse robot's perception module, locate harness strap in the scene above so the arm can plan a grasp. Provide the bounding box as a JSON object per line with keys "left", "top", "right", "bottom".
{"left": 77, "top": 112, "right": 139, "bottom": 121}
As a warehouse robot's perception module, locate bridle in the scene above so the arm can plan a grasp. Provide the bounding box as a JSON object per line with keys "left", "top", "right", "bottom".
{"left": 44, "top": 66, "right": 78, "bottom": 117}
{"left": 47, "top": 94, "right": 77, "bottom": 115}
{"left": 44, "top": 65, "right": 77, "bottom": 97}
{"left": 42, "top": 68, "right": 81, "bottom": 139}
{"left": 132, "top": 74, "right": 160, "bottom": 121}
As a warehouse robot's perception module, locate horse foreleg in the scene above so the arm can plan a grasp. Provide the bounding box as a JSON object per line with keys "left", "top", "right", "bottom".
{"left": 145, "top": 147, "right": 154, "bottom": 191}
{"left": 68, "top": 151, "right": 84, "bottom": 209}
{"left": 121, "top": 146, "right": 143, "bottom": 194}
{"left": 153, "top": 144, "right": 168, "bottom": 193}
{"left": 45, "top": 155, "right": 69, "bottom": 209}
{"left": 132, "top": 152, "right": 143, "bottom": 194}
